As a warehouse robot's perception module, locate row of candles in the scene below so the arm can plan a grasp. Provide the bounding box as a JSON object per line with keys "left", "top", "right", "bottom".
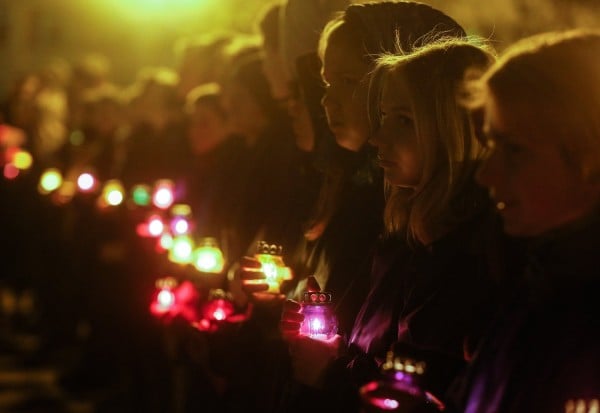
{"left": 2, "top": 143, "right": 443, "bottom": 412}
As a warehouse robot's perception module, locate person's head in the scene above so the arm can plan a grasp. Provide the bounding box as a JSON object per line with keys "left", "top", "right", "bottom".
{"left": 174, "top": 32, "right": 234, "bottom": 99}
{"left": 258, "top": 1, "right": 292, "bottom": 102}
{"left": 476, "top": 29, "right": 600, "bottom": 237}
{"left": 369, "top": 38, "right": 495, "bottom": 243}
{"left": 127, "top": 68, "right": 181, "bottom": 131}
{"left": 221, "top": 53, "right": 279, "bottom": 145}
{"left": 184, "top": 83, "right": 229, "bottom": 155}
{"left": 81, "top": 84, "right": 124, "bottom": 137}
{"left": 319, "top": 1, "right": 466, "bottom": 152}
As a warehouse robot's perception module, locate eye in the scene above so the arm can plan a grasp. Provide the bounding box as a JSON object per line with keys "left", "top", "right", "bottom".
{"left": 341, "top": 76, "right": 358, "bottom": 86}
{"left": 397, "top": 114, "right": 413, "bottom": 126}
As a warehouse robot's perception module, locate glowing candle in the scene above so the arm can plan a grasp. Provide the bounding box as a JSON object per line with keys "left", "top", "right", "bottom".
{"left": 192, "top": 237, "right": 225, "bottom": 273}
{"left": 299, "top": 291, "right": 338, "bottom": 340}
{"left": 151, "top": 277, "right": 178, "bottom": 315}
{"left": 39, "top": 168, "right": 63, "bottom": 194}
{"left": 359, "top": 348, "right": 444, "bottom": 412}
{"left": 202, "top": 289, "right": 235, "bottom": 322}
{"left": 77, "top": 172, "right": 96, "bottom": 192}
{"left": 253, "top": 241, "right": 292, "bottom": 293}
{"left": 152, "top": 179, "right": 175, "bottom": 209}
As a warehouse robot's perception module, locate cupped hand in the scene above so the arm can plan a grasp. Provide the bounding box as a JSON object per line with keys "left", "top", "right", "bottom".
{"left": 280, "top": 276, "right": 321, "bottom": 341}
{"left": 289, "top": 333, "right": 344, "bottom": 388}
{"left": 239, "top": 256, "right": 285, "bottom": 305}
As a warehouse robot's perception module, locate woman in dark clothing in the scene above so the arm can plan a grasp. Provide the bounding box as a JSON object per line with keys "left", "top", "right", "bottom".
{"left": 281, "top": 39, "right": 507, "bottom": 412}
{"left": 451, "top": 29, "right": 600, "bottom": 413}
{"left": 282, "top": 0, "right": 468, "bottom": 339}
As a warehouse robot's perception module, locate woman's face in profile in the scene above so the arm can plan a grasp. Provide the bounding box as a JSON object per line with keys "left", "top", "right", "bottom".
{"left": 370, "top": 71, "right": 422, "bottom": 188}
{"left": 476, "top": 92, "right": 599, "bottom": 237}
{"left": 321, "top": 26, "right": 370, "bottom": 152}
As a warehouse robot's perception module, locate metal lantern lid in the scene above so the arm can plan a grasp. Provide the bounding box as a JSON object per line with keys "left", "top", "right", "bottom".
{"left": 256, "top": 240, "right": 283, "bottom": 255}
{"left": 302, "top": 291, "right": 333, "bottom": 305}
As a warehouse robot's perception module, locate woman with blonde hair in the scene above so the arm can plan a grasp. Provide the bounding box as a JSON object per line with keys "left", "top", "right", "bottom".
{"left": 282, "top": 37, "right": 519, "bottom": 412}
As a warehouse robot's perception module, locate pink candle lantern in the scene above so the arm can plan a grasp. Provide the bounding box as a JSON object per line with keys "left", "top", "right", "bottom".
{"left": 299, "top": 291, "right": 338, "bottom": 340}
{"left": 359, "top": 349, "right": 445, "bottom": 412}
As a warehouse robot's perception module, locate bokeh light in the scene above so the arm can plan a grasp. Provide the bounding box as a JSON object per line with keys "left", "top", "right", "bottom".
{"left": 39, "top": 169, "right": 63, "bottom": 194}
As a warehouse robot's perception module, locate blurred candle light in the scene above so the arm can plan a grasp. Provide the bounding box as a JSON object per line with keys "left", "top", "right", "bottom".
{"left": 192, "top": 237, "right": 225, "bottom": 273}
{"left": 131, "top": 184, "right": 152, "bottom": 206}
{"left": 158, "top": 233, "right": 174, "bottom": 250}
{"left": 202, "top": 289, "right": 235, "bottom": 322}
{"left": 39, "top": 168, "right": 63, "bottom": 194}
{"left": 153, "top": 179, "right": 175, "bottom": 209}
{"left": 100, "top": 179, "right": 125, "bottom": 207}
{"left": 299, "top": 291, "right": 338, "bottom": 340}
{"left": 12, "top": 150, "right": 33, "bottom": 170}
{"left": 151, "top": 277, "right": 178, "bottom": 315}
{"left": 147, "top": 215, "right": 165, "bottom": 237}
{"left": 77, "top": 172, "right": 96, "bottom": 192}
{"left": 171, "top": 216, "right": 190, "bottom": 235}
{"left": 3, "top": 163, "right": 19, "bottom": 179}
{"left": 169, "top": 235, "right": 194, "bottom": 264}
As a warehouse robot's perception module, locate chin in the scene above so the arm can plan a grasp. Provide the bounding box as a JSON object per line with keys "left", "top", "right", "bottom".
{"left": 335, "top": 134, "right": 367, "bottom": 152}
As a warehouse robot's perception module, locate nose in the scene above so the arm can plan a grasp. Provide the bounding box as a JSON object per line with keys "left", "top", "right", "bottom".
{"left": 475, "top": 148, "right": 500, "bottom": 189}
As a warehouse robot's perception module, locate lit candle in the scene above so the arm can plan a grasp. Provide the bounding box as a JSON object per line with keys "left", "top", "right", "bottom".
{"left": 253, "top": 241, "right": 292, "bottom": 293}
{"left": 359, "top": 348, "right": 444, "bottom": 412}
{"left": 299, "top": 291, "right": 338, "bottom": 340}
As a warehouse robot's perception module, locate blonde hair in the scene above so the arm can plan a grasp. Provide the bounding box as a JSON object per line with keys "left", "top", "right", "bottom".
{"left": 484, "top": 29, "right": 600, "bottom": 184}
{"left": 371, "top": 38, "right": 496, "bottom": 244}
{"left": 307, "top": 1, "right": 466, "bottom": 239}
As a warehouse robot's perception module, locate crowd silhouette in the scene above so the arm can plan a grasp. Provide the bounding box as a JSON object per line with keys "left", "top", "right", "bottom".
{"left": 1, "top": 1, "right": 599, "bottom": 413}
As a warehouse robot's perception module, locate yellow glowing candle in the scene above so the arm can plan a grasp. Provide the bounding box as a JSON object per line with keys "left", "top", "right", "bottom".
{"left": 193, "top": 237, "right": 225, "bottom": 273}
{"left": 253, "top": 241, "right": 292, "bottom": 293}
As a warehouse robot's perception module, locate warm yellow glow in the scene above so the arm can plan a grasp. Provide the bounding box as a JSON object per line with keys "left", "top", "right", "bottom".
{"left": 39, "top": 169, "right": 63, "bottom": 194}
{"left": 12, "top": 150, "right": 33, "bottom": 170}
{"left": 169, "top": 236, "right": 194, "bottom": 264}
{"left": 255, "top": 253, "right": 293, "bottom": 293}
{"left": 103, "top": 180, "right": 125, "bottom": 206}
{"left": 193, "top": 245, "right": 225, "bottom": 273}
{"left": 110, "top": 0, "right": 210, "bottom": 16}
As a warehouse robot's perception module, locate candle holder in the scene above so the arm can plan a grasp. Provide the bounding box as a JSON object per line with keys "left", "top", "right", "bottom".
{"left": 299, "top": 291, "right": 338, "bottom": 340}
{"left": 193, "top": 237, "right": 225, "bottom": 274}
{"left": 253, "top": 241, "right": 292, "bottom": 293}
{"left": 152, "top": 277, "right": 178, "bottom": 314}
{"left": 202, "top": 289, "right": 235, "bottom": 322}
{"left": 359, "top": 347, "right": 445, "bottom": 412}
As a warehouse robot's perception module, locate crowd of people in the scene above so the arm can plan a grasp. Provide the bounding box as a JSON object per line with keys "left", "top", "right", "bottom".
{"left": 1, "top": 1, "right": 598, "bottom": 412}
